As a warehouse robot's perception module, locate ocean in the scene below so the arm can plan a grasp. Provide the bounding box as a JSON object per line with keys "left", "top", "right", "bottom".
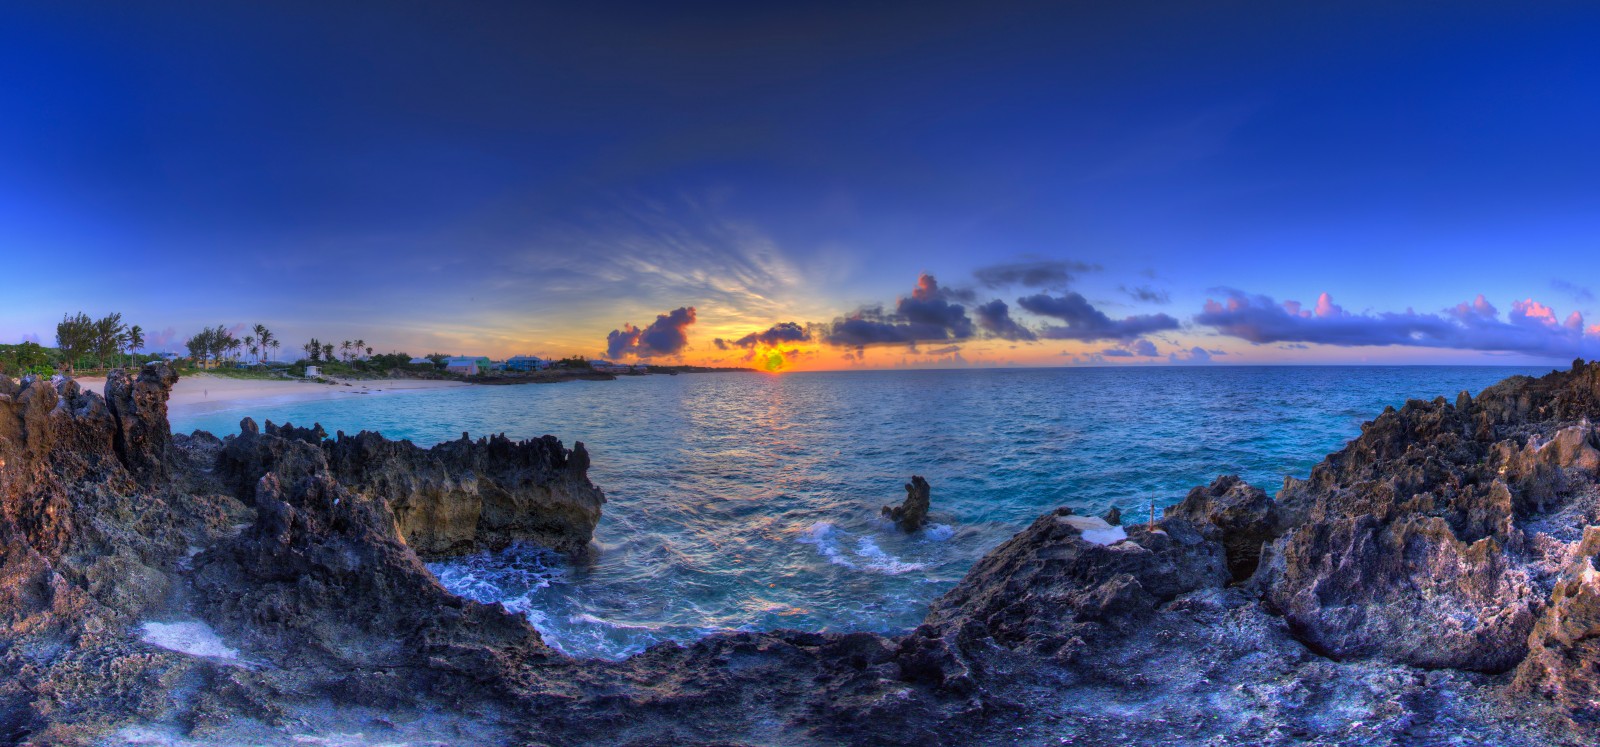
{"left": 168, "top": 365, "right": 1552, "bottom": 660}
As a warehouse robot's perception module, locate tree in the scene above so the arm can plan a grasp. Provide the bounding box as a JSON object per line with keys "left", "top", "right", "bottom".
{"left": 186, "top": 328, "right": 216, "bottom": 368}
{"left": 340, "top": 340, "right": 352, "bottom": 362}
{"left": 321, "top": 342, "right": 334, "bottom": 362}
{"left": 92, "top": 313, "right": 127, "bottom": 368}
{"left": 253, "top": 324, "right": 271, "bottom": 363}
{"left": 56, "top": 312, "right": 94, "bottom": 372}
{"left": 304, "top": 338, "right": 321, "bottom": 362}
{"left": 244, "top": 335, "right": 257, "bottom": 364}
{"left": 365, "top": 345, "right": 373, "bottom": 358}
{"left": 354, "top": 339, "right": 366, "bottom": 361}
{"left": 223, "top": 330, "right": 241, "bottom": 365}
{"left": 128, "top": 325, "right": 145, "bottom": 367}
{"left": 0, "top": 341, "right": 53, "bottom": 377}
{"left": 271, "top": 339, "right": 281, "bottom": 362}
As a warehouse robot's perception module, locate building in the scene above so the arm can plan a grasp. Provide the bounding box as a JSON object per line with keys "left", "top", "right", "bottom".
{"left": 589, "top": 359, "right": 634, "bottom": 374}
{"left": 505, "top": 355, "right": 547, "bottom": 372}
{"left": 304, "top": 365, "right": 320, "bottom": 378}
{"left": 444, "top": 356, "right": 490, "bottom": 376}
{"left": 408, "top": 356, "right": 433, "bottom": 366}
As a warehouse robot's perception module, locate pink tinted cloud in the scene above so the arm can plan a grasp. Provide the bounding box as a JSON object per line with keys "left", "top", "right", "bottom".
{"left": 1196, "top": 291, "right": 1600, "bottom": 360}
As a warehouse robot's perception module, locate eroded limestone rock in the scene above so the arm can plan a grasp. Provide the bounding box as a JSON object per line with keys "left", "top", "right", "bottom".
{"left": 883, "top": 475, "right": 931, "bottom": 532}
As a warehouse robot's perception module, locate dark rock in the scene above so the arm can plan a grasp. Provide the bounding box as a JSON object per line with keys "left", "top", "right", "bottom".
{"left": 924, "top": 507, "right": 1228, "bottom": 649}
{"left": 1165, "top": 475, "right": 1282, "bottom": 581}
{"left": 11, "top": 362, "right": 1600, "bottom": 745}
{"left": 217, "top": 418, "right": 605, "bottom": 556}
{"left": 1512, "top": 526, "right": 1600, "bottom": 727}
{"left": 323, "top": 429, "right": 603, "bottom": 555}
{"left": 1102, "top": 505, "right": 1121, "bottom": 525}
{"left": 882, "top": 475, "right": 931, "bottom": 532}
{"left": 105, "top": 363, "right": 179, "bottom": 483}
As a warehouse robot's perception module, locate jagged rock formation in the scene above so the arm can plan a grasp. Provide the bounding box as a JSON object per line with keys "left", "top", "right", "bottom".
{"left": 216, "top": 418, "right": 604, "bottom": 555}
{"left": 322, "top": 428, "right": 601, "bottom": 555}
{"left": 882, "top": 475, "right": 931, "bottom": 532}
{"left": 6, "top": 361, "right": 1600, "bottom": 745}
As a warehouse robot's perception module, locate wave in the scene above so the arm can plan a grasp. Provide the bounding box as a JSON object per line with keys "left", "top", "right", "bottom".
{"left": 797, "top": 521, "right": 926, "bottom": 575}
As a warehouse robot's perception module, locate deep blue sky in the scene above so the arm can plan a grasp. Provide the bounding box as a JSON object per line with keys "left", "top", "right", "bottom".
{"left": 4, "top": 2, "right": 1599, "bottom": 366}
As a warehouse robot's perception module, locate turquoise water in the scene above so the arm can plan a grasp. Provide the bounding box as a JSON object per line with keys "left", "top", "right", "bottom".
{"left": 170, "top": 366, "right": 1552, "bottom": 660}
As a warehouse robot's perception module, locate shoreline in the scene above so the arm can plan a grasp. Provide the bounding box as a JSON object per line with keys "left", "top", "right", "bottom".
{"left": 70, "top": 373, "right": 470, "bottom": 420}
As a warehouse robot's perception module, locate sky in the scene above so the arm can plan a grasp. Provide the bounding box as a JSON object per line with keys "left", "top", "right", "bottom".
{"left": 3, "top": 1, "right": 1600, "bottom": 370}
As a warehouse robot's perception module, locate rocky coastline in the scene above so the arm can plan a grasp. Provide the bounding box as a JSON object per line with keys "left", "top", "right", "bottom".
{"left": 2, "top": 362, "right": 1599, "bottom": 745}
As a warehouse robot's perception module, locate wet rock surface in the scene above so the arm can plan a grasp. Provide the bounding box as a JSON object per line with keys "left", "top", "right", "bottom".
{"left": 882, "top": 474, "right": 932, "bottom": 532}
{"left": 2, "top": 362, "right": 1600, "bottom": 744}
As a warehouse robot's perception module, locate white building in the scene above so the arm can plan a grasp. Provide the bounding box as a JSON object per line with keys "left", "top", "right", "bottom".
{"left": 444, "top": 357, "right": 481, "bottom": 376}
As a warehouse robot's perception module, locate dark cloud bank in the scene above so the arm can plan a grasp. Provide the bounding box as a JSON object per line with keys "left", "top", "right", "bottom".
{"left": 606, "top": 306, "right": 697, "bottom": 359}
{"left": 1197, "top": 291, "right": 1600, "bottom": 359}
{"left": 715, "top": 321, "right": 811, "bottom": 350}
{"left": 821, "top": 274, "right": 976, "bottom": 350}
{"left": 1017, "top": 292, "right": 1181, "bottom": 341}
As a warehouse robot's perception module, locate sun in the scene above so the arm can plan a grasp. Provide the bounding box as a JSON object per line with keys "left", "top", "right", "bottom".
{"left": 761, "top": 349, "right": 786, "bottom": 373}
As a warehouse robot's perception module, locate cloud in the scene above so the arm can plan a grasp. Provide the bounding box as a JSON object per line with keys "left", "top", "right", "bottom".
{"left": 606, "top": 306, "right": 697, "bottom": 359}
{"left": 1196, "top": 290, "right": 1600, "bottom": 359}
{"left": 923, "top": 345, "right": 962, "bottom": 356}
{"left": 1169, "top": 346, "right": 1219, "bottom": 363}
{"left": 716, "top": 321, "right": 812, "bottom": 350}
{"left": 1120, "top": 285, "right": 1171, "bottom": 304}
{"left": 1552, "top": 279, "right": 1595, "bottom": 304}
{"left": 821, "top": 274, "right": 975, "bottom": 350}
{"left": 1017, "top": 292, "right": 1182, "bottom": 341}
{"left": 145, "top": 326, "right": 178, "bottom": 351}
{"left": 1099, "top": 339, "right": 1160, "bottom": 357}
{"left": 974, "top": 260, "right": 1099, "bottom": 289}
{"left": 973, "top": 299, "right": 1037, "bottom": 341}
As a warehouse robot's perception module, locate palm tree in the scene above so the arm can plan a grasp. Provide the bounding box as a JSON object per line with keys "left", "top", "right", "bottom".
{"left": 244, "top": 335, "right": 257, "bottom": 365}
{"left": 354, "top": 339, "right": 366, "bottom": 361}
{"left": 322, "top": 342, "right": 334, "bottom": 362}
{"left": 271, "top": 339, "right": 281, "bottom": 362}
{"left": 128, "top": 325, "right": 144, "bottom": 367}
{"left": 253, "top": 324, "right": 270, "bottom": 363}
{"left": 340, "top": 340, "right": 352, "bottom": 362}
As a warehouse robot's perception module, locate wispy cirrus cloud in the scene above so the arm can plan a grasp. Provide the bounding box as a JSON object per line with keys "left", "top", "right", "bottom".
{"left": 1552, "top": 279, "right": 1595, "bottom": 304}
{"left": 973, "top": 259, "right": 1099, "bottom": 289}
{"left": 1195, "top": 290, "right": 1600, "bottom": 359}
{"left": 1120, "top": 284, "right": 1171, "bottom": 304}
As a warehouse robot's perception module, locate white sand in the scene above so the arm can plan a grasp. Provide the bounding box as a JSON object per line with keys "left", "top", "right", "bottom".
{"left": 69, "top": 373, "right": 466, "bottom": 418}
{"left": 138, "top": 620, "right": 239, "bottom": 660}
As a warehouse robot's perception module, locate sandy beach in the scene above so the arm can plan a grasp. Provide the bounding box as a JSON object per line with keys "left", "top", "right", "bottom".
{"left": 70, "top": 373, "right": 468, "bottom": 419}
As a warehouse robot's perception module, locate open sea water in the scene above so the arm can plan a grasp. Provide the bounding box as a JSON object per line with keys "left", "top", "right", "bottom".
{"left": 169, "top": 365, "right": 1552, "bottom": 660}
